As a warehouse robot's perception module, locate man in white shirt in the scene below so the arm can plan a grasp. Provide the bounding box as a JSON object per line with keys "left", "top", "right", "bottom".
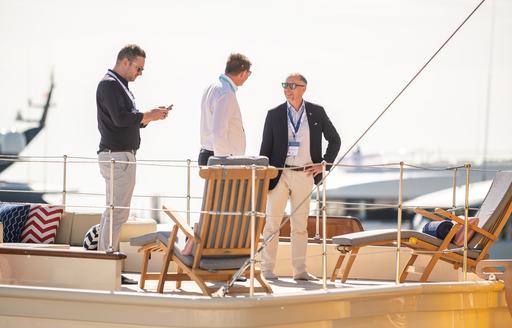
{"left": 198, "top": 53, "right": 252, "bottom": 165}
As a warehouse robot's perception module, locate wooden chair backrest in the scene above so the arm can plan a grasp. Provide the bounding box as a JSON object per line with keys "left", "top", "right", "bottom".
{"left": 192, "top": 166, "right": 277, "bottom": 265}
{"left": 469, "top": 171, "right": 512, "bottom": 249}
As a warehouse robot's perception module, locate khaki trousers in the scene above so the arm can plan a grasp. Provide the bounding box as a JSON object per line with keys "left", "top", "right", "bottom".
{"left": 97, "top": 151, "right": 136, "bottom": 251}
{"left": 261, "top": 170, "right": 313, "bottom": 275}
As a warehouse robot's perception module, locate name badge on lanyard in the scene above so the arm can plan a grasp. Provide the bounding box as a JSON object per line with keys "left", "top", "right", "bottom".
{"left": 287, "top": 106, "right": 305, "bottom": 157}
{"left": 287, "top": 141, "right": 300, "bottom": 157}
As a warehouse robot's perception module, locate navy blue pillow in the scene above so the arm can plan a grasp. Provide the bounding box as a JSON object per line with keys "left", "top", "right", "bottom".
{"left": 0, "top": 203, "right": 31, "bottom": 242}
{"left": 422, "top": 220, "right": 453, "bottom": 240}
{"left": 83, "top": 224, "right": 100, "bottom": 250}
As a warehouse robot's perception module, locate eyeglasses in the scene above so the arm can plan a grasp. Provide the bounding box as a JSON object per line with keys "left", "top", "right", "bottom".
{"left": 130, "top": 62, "right": 144, "bottom": 73}
{"left": 281, "top": 82, "right": 305, "bottom": 90}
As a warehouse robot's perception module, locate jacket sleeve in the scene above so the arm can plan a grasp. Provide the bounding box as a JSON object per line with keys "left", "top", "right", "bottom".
{"left": 321, "top": 108, "right": 341, "bottom": 169}
{"left": 259, "top": 111, "right": 273, "bottom": 157}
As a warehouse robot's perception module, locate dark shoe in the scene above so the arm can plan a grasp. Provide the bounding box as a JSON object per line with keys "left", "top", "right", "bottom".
{"left": 236, "top": 276, "right": 247, "bottom": 282}
{"left": 121, "top": 275, "right": 138, "bottom": 285}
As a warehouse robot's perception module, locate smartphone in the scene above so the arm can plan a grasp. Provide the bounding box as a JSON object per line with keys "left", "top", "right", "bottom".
{"left": 167, "top": 104, "right": 173, "bottom": 111}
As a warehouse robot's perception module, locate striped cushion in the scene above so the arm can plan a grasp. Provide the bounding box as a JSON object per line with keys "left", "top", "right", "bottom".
{"left": 20, "top": 205, "right": 64, "bottom": 243}
{"left": 0, "top": 203, "right": 31, "bottom": 242}
{"left": 83, "top": 224, "right": 100, "bottom": 250}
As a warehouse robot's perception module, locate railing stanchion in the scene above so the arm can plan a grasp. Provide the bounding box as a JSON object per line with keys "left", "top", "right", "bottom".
{"left": 322, "top": 161, "right": 327, "bottom": 290}
{"left": 463, "top": 163, "right": 471, "bottom": 281}
{"left": 315, "top": 184, "right": 320, "bottom": 240}
{"left": 250, "top": 164, "right": 256, "bottom": 296}
{"left": 452, "top": 168, "right": 458, "bottom": 215}
{"left": 186, "top": 159, "right": 191, "bottom": 225}
{"left": 108, "top": 158, "right": 115, "bottom": 254}
{"left": 62, "top": 154, "right": 68, "bottom": 208}
{"left": 396, "top": 161, "right": 404, "bottom": 284}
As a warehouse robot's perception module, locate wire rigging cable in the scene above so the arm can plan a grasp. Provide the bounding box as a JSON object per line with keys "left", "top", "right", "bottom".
{"left": 214, "top": 0, "right": 488, "bottom": 297}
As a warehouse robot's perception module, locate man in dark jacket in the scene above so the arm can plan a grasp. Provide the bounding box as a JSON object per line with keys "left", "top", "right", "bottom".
{"left": 260, "top": 73, "right": 340, "bottom": 280}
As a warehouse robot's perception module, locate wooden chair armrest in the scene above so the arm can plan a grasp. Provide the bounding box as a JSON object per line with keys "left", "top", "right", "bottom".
{"left": 162, "top": 205, "right": 195, "bottom": 240}
{"left": 434, "top": 208, "right": 496, "bottom": 241}
{"left": 414, "top": 207, "right": 445, "bottom": 222}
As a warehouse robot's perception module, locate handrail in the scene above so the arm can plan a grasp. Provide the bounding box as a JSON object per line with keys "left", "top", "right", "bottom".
{"left": 1, "top": 153, "right": 508, "bottom": 297}
{"left": 0, "top": 154, "right": 503, "bottom": 215}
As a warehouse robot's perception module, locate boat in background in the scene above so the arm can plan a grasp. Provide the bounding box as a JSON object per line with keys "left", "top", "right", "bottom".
{"left": 0, "top": 74, "right": 54, "bottom": 175}
{"left": 0, "top": 74, "right": 54, "bottom": 204}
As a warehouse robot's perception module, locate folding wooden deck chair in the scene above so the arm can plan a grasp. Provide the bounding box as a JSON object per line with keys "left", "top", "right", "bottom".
{"left": 132, "top": 157, "right": 277, "bottom": 295}
{"left": 331, "top": 171, "right": 512, "bottom": 283}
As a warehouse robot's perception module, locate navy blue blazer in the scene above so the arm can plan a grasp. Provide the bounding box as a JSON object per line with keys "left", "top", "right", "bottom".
{"left": 259, "top": 101, "right": 341, "bottom": 190}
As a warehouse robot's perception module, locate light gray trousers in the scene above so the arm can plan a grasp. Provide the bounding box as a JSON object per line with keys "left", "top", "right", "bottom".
{"left": 261, "top": 170, "right": 313, "bottom": 276}
{"left": 97, "top": 151, "right": 136, "bottom": 251}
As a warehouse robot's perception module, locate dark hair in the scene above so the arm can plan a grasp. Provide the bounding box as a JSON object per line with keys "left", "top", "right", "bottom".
{"left": 117, "top": 44, "right": 146, "bottom": 62}
{"left": 288, "top": 73, "right": 308, "bottom": 85}
{"left": 225, "top": 53, "right": 251, "bottom": 75}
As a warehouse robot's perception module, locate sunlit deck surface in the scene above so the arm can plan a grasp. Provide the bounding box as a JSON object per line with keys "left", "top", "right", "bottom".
{"left": 119, "top": 273, "right": 397, "bottom": 297}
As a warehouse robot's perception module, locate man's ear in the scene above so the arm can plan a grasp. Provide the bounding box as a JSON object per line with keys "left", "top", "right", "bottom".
{"left": 121, "top": 58, "right": 130, "bottom": 67}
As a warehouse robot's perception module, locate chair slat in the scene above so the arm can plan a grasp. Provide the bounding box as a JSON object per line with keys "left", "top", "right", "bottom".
{"left": 238, "top": 178, "right": 251, "bottom": 248}
{"left": 224, "top": 179, "right": 238, "bottom": 249}
{"left": 213, "top": 178, "right": 230, "bottom": 248}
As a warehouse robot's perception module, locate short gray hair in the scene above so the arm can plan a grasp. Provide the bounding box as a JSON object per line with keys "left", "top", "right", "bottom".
{"left": 287, "top": 73, "right": 307, "bottom": 85}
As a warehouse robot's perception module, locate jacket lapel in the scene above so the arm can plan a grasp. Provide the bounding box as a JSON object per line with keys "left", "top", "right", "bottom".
{"left": 305, "top": 101, "right": 316, "bottom": 145}
{"left": 278, "top": 102, "right": 288, "bottom": 138}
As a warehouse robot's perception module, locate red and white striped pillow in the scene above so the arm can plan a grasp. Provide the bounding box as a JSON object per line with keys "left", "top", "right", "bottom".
{"left": 20, "top": 205, "right": 64, "bottom": 243}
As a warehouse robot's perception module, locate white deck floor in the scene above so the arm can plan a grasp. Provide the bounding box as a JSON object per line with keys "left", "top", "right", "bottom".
{"left": 120, "top": 272, "right": 398, "bottom": 297}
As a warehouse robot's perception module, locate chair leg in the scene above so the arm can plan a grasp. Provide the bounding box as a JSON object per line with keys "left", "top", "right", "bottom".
{"left": 176, "top": 267, "right": 183, "bottom": 289}
{"left": 170, "top": 260, "right": 211, "bottom": 296}
{"left": 341, "top": 247, "right": 359, "bottom": 283}
{"left": 330, "top": 254, "right": 345, "bottom": 282}
{"left": 157, "top": 250, "right": 174, "bottom": 293}
{"left": 400, "top": 254, "right": 418, "bottom": 283}
{"left": 139, "top": 249, "right": 150, "bottom": 289}
{"left": 256, "top": 271, "right": 273, "bottom": 294}
{"left": 186, "top": 270, "right": 210, "bottom": 296}
{"left": 420, "top": 254, "right": 441, "bottom": 282}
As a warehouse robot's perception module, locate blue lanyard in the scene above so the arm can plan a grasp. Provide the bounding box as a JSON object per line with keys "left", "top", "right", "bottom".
{"left": 287, "top": 106, "right": 305, "bottom": 139}
{"left": 219, "top": 75, "right": 236, "bottom": 93}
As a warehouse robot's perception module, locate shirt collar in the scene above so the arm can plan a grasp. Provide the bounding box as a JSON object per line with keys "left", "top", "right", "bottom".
{"left": 108, "top": 69, "right": 128, "bottom": 87}
{"left": 220, "top": 74, "right": 238, "bottom": 92}
{"left": 286, "top": 100, "right": 305, "bottom": 113}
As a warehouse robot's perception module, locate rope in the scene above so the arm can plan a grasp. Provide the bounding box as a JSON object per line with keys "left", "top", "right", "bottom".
{"left": 215, "top": 0, "right": 488, "bottom": 297}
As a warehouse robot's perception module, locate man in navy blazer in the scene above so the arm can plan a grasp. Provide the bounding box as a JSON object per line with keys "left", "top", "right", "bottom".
{"left": 260, "top": 73, "right": 341, "bottom": 280}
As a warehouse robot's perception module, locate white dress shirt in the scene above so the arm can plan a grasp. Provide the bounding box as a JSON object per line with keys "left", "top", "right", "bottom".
{"left": 200, "top": 74, "right": 246, "bottom": 156}
{"left": 285, "top": 100, "right": 312, "bottom": 166}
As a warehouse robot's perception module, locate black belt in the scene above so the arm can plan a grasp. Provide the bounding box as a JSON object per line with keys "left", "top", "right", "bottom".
{"left": 284, "top": 164, "right": 309, "bottom": 172}
{"left": 98, "top": 148, "right": 137, "bottom": 155}
{"left": 200, "top": 148, "right": 214, "bottom": 154}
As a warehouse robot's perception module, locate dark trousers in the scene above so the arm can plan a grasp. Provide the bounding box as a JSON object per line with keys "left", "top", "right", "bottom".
{"left": 198, "top": 149, "right": 214, "bottom": 166}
